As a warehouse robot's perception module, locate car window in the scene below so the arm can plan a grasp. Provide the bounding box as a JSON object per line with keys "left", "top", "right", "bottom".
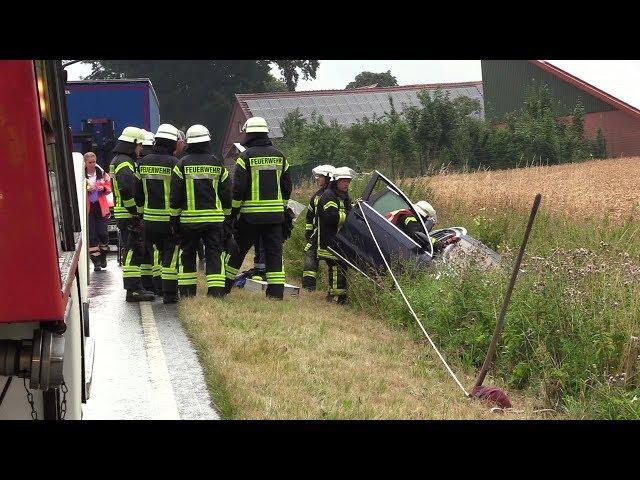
{"left": 367, "top": 176, "right": 412, "bottom": 216}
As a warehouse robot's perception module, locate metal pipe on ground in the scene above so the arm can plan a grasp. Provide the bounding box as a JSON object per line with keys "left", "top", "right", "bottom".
{"left": 470, "top": 193, "right": 542, "bottom": 408}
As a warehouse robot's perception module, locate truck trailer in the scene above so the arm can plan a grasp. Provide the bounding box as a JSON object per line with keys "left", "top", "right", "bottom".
{"left": 65, "top": 78, "right": 161, "bottom": 171}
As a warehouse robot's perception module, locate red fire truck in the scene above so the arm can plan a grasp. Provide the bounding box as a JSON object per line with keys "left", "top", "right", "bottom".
{"left": 0, "top": 60, "right": 93, "bottom": 420}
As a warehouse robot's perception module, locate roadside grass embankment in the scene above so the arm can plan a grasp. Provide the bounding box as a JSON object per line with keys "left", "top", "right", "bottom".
{"left": 360, "top": 158, "right": 640, "bottom": 419}
{"left": 179, "top": 284, "right": 539, "bottom": 419}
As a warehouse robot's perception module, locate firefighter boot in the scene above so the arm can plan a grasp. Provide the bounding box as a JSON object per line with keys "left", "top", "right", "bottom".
{"left": 126, "top": 289, "right": 155, "bottom": 302}
{"left": 163, "top": 292, "right": 179, "bottom": 304}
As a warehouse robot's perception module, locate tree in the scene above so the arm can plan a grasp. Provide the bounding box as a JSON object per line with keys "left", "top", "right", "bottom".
{"left": 268, "top": 60, "right": 320, "bottom": 91}
{"left": 346, "top": 70, "right": 398, "bottom": 89}
{"left": 83, "top": 60, "right": 319, "bottom": 150}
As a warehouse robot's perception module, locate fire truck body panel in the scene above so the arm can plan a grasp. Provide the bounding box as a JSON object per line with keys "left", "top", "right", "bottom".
{"left": 0, "top": 60, "right": 67, "bottom": 323}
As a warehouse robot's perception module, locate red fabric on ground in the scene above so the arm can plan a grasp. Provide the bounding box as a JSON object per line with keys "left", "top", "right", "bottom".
{"left": 471, "top": 385, "right": 512, "bottom": 408}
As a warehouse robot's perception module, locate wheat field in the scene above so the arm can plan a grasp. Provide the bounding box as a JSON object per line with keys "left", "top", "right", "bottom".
{"left": 422, "top": 157, "right": 640, "bottom": 223}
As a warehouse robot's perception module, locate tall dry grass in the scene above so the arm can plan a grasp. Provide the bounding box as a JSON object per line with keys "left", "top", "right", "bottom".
{"left": 421, "top": 157, "right": 640, "bottom": 224}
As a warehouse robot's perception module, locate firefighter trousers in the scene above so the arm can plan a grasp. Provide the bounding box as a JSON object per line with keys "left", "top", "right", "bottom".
{"left": 117, "top": 218, "right": 145, "bottom": 292}
{"left": 140, "top": 239, "right": 155, "bottom": 291}
{"left": 325, "top": 258, "right": 347, "bottom": 303}
{"left": 145, "top": 226, "right": 179, "bottom": 297}
{"left": 225, "top": 220, "right": 285, "bottom": 300}
{"left": 179, "top": 224, "right": 225, "bottom": 297}
{"left": 302, "top": 246, "right": 319, "bottom": 291}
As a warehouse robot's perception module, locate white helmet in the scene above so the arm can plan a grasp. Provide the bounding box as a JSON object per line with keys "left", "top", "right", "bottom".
{"left": 312, "top": 164, "right": 335, "bottom": 178}
{"left": 332, "top": 167, "right": 355, "bottom": 181}
{"left": 155, "top": 123, "right": 179, "bottom": 142}
{"left": 118, "top": 126, "right": 146, "bottom": 144}
{"left": 186, "top": 124, "right": 211, "bottom": 144}
{"left": 242, "top": 116, "right": 269, "bottom": 134}
{"left": 142, "top": 130, "right": 155, "bottom": 146}
{"left": 413, "top": 200, "right": 437, "bottom": 223}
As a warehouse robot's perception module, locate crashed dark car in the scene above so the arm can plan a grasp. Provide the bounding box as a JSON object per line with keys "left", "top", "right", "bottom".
{"left": 328, "top": 171, "right": 500, "bottom": 279}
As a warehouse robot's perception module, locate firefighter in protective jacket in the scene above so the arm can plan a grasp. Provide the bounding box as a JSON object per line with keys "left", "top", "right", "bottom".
{"left": 109, "top": 126, "right": 154, "bottom": 302}
{"left": 139, "top": 129, "right": 156, "bottom": 291}
{"left": 224, "top": 116, "right": 292, "bottom": 300}
{"left": 301, "top": 164, "right": 334, "bottom": 291}
{"left": 138, "top": 124, "right": 181, "bottom": 303}
{"left": 170, "top": 124, "right": 232, "bottom": 298}
{"left": 316, "top": 167, "right": 353, "bottom": 304}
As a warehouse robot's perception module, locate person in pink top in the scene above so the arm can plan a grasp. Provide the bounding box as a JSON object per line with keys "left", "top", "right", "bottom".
{"left": 85, "top": 152, "right": 112, "bottom": 271}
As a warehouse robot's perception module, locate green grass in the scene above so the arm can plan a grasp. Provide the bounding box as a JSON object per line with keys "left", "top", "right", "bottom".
{"left": 341, "top": 181, "right": 640, "bottom": 419}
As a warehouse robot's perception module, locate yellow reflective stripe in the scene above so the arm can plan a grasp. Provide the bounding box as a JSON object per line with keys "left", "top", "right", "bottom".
{"left": 305, "top": 224, "right": 314, "bottom": 230}
{"left": 180, "top": 216, "right": 225, "bottom": 223}
{"left": 173, "top": 165, "right": 183, "bottom": 179}
{"left": 324, "top": 201, "right": 338, "bottom": 210}
{"left": 232, "top": 199, "right": 242, "bottom": 208}
{"left": 115, "top": 162, "right": 134, "bottom": 174}
{"left": 241, "top": 200, "right": 284, "bottom": 206}
{"left": 405, "top": 216, "right": 417, "bottom": 224}
{"left": 170, "top": 208, "right": 181, "bottom": 216}
{"left": 239, "top": 206, "right": 284, "bottom": 213}
{"left": 223, "top": 208, "right": 231, "bottom": 216}
{"left": 123, "top": 198, "right": 136, "bottom": 207}
{"left": 251, "top": 169, "right": 259, "bottom": 202}
{"left": 181, "top": 209, "right": 225, "bottom": 216}
{"left": 186, "top": 179, "right": 195, "bottom": 211}
{"left": 137, "top": 205, "right": 144, "bottom": 214}
{"left": 221, "top": 169, "right": 229, "bottom": 182}
{"left": 284, "top": 158, "right": 290, "bottom": 171}
{"left": 236, "top": 158, "right": 246, "bottom": 169}
{"left": 164, "top": 176, "right": 171, "bottom": 211}
{"left": 303, "top": 270, "right": 317, "bottom": 278}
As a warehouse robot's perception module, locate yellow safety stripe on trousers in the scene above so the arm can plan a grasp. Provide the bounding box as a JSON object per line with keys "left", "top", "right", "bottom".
{"left": 178, "top": 272, "right": 198, "bottom": 286}
{"left": 265, "top": 271, "right": 285, "bottom": 285}
{"left": 323, "top": 201, "right": 338, "bottom": 211}
{"left": 206, "top": 274, "right": 225, "bottom": 287}
{"left": 152, "top": 247, "right": 161, "bottom": 277}
{"left": 224, "top": 261, "right": 239, "bottom": 280}
{"left": 302, "top": 270, "right": 317, "bottom": 278}
{"left": 122, "top": 249, "right": 140, "bottom": 278}
{"left": 161, "top": 246, "right": 180, "bottom": 281}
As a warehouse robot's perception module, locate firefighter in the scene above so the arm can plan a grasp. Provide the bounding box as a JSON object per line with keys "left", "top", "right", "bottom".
{"left": 139, "top": 129, "right": 156, "bottom": 291}
{"left": 317, "top": 166, "right": 353, "bottom": 304}
{"left": 109, "top": 126, "right": 154, "bottom": 302}
{"left": 301, "top": 164, "right": 334, "bottom": 291}
{"left": 138, "top": 124, "right": 181, "bottom": 303}
{"left": 170, "top": 124, "right": 231, "bottom": 298}
{"left": 224, "top": 116, "right": 292, "bottom": 300}
{"left": 384, "top": 200, "right": 437, "bottom": 247}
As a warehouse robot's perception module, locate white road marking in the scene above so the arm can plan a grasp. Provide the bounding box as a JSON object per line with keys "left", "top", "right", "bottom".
{"left": 139, "top": 302, "right": 180, "bottom": 419}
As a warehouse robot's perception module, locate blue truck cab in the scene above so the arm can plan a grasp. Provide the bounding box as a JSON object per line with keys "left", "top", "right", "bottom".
{"left": 65, "top": 78, "right": 160, "bottom": 170}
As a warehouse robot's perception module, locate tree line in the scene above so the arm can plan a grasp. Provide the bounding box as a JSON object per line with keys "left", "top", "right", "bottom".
{"left": 275, "top": 82, "right": 608, "bottom": 180}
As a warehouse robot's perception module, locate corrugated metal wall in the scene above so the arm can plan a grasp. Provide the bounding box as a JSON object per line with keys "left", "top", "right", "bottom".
{"left": 481, "top": 60, "right": 614, "bottom": 121}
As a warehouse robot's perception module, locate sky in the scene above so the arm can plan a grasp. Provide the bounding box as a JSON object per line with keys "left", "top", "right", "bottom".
{"left": 66, "top": 60, "right": 640, "bottom": 109}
